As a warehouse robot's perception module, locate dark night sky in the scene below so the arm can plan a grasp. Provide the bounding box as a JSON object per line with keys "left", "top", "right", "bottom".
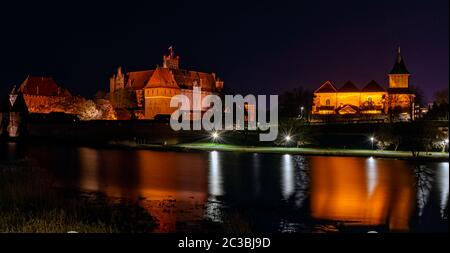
{"left": 0, "top": 0, "right": 448, "bottom": 102}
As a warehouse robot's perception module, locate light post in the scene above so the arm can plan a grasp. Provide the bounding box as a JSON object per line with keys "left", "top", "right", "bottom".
{"left": 285, "top": 135, "right": 291, "bottom": 142}
{"left": 284, "top": 135, "right": 293, "bottom": 147}
{"left": 370, "top": 137, "right": 375, "bottom": 150}
{"left": 298, "top": 106, "right": 305, "bottom": 119}
{"left": 211, "top": 131, "right": 219, "bottom": 142}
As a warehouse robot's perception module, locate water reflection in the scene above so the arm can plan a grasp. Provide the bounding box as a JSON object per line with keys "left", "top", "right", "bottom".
{"left": 281, "top": 154, "right": 294, "bottom": 200}
{"left": 209, "top": 151, "right": 223, "bottom": 197}
{"left": 310, "top": 157, "right": 414, "bottom": 231}
{"left": 438, "top": 162, "right": 449, "bottom": 218}
{"left": 79, "top": 147, "right": 99, "bottom": 192}
{"left": 414, "top": 165, "right": 434, "bottom": 217}
{"left": 13, "top": 144, "right": 448, "bottom": 233}
{"left": 292, "top": 156, "right": 309, "bottom": 208}
{"left": 252, "top": 153, "right": 261, "bottom": 196}
{"left": 366, "top": 157, "right": 377, "bottom": 197}
{"left": 205, "top": 151, "right": 224, "bottom": 223}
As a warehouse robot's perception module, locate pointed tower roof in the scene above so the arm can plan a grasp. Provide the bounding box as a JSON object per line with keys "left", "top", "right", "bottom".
{"left": 362, "top": 80, "right": 386, "bottom": 92}
{"left": 145, "top": 67, "right": 179, "bottom": 88}
{"left": 314, "top": 81, "right": 337, "bottom": 93}
{"left": 389, "top": 47, "right": 410, "bottom": 74}
{"left": 338, "top": 80, "right": 359, "bottom": 92}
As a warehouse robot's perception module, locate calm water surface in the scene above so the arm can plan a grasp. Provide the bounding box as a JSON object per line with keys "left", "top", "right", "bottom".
{"left": 3, "top": 142, "right": 449, "bottom": 232}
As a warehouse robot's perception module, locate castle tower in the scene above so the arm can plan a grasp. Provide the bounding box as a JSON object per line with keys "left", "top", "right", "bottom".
{"left": 387, "top": 47, "right": 415, "bottom": 121}
{"left": 163, "top": 46, "right": 180, "bottom": 69}
{"left": 110, "top": 66, "right": 125, "bottom": 93}
{"left": 388, "top": 47, "right": 410, "bottom": 89}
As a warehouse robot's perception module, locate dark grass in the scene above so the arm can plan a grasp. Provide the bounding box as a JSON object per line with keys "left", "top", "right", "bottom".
{"left": 0, "top": 160, "right": 157, "bottom": 233}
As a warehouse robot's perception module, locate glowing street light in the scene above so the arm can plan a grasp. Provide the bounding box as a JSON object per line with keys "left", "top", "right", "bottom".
{"left": 370, "top": 137, "right": 375, "bottom": 150}
{"left": 285, "top": 135, "right": 292, "bottom": 142}
{"left": 211, "top": 131, "right": 219, "bottom": 141}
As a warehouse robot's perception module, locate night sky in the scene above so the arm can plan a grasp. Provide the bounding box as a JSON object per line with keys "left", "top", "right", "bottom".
{"left": 0, "top": 0, "right": 448, "bottom": 102}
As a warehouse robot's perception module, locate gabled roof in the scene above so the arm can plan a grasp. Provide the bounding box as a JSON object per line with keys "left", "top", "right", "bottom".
{"left": 127, "top": 70, "right": 154, "bottom": 90}
{"left": 362, "top": 80, "right": 386, "bottom": 92}
{"left": 338, "top": 81, "right": 359, "bottom": 92}
{"left": 145, "top": 67, "right": 179, "bottom": 89}
{"left": 314, "top": 81, "right": 337, "bottom": 93}
{"left": 140, "top": 67, "right": 219, "bottom": 92}
{"left": 337, "top": 104, "right": 359, "bottom": 114}
{"left": 389, "top": 47, "right": 409, "bottom": 74}
{"left": 18, "top": 75, "right": 71, "bottom": 97}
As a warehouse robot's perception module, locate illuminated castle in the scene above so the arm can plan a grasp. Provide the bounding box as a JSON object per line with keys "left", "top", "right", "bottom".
{"left": 312, "top": 48, "right": 415, "bottom": 121}
{"left": 16, "top": 75, "right": 72, "bottom": 113}
{"left": 109, "top": 47, "right": 224, "bottom": 119}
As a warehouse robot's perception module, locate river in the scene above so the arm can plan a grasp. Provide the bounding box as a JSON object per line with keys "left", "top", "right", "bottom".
{"left": 2, "top": 142, "right": 448, "bottom": 232}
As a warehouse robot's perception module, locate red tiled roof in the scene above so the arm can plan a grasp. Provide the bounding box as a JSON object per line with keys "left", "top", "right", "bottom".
{"left": 127, "top": 70, "right": 154, "bottom": 90}
{"left": 362, "top": 80, "right": 386, "bottom": 92}
{"left": 146, "top": 67, "right": 179, "bottom": 88}
{"left": 142, "top": 67, "right": 218, "bottom": 92}
{"left": 18, "top": 75, "right": 71, "bottom": 97}
{"left": 338, "top": 81, "right": 359, "bottom": 92}
{"left": 314, "top": 81, "right": 337, "bottom": 93}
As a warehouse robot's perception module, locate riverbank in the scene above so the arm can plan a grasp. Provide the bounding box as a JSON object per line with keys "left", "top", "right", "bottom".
{"left": 178, "top": 143, "right": 449, "bottom": 160}
{"left": 0, "top": 160, "right": 157, "bottom": 232}
{"left": 108, "top": 141, "right": 449, "bottom": 161}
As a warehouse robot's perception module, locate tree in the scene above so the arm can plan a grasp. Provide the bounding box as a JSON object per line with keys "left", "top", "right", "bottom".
{"left": 77, "top": 100, "right": 102, "bottom": 120}
{"left": 110, "top": 89, "right": 137, "bottom": 109}
{"left": 95, "top": 99, "right": 117, "bottom": 120}
{"left": 402, "top": 122, "right": 445, "bottom": 156}
{"left": 410, "top": 85, "right": 425, "bottom": 107}
{"left": 375, "top": 124, "right": 400, "bottom": 150}
{"left": 274, "top": 119, "right": 315, "bottom": 147}
{"left": 279, "top": 86, "right": 312, "bottom": 119}
{"left": 434, "top": 88, "right": 449, "bottom": 105}
{"left": 426, "top": 88, "right": 449, "bottom": 120}
{"left": 94, "top": 90, "right": 107, "bottom": 100}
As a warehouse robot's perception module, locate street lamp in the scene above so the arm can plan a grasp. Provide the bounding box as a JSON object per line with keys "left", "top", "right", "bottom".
{"left": 211, "top": 131, "right": 219, "bottom": 141}
{"left": 298, "top": 106, "right": 305, "bottom": 119}
{"left": 285, "top": 135, "right": 291, "bottom": 142}
{"left": 370, "top": 137, "right": 375, "bottom": 150}
{"left": 443, "top": 139, "right": 449, "bottom": 152}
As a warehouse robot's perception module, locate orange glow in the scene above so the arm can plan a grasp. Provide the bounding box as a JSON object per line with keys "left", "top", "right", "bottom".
{"left": 77, "top": 149, "right": 209, "bottom": 232}
{"left": 310, "top": 157, "right": 414, "bottom": 231}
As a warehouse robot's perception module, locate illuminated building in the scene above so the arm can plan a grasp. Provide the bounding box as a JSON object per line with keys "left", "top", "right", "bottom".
{"left": 109, "top": 48, "right": 224, "bottom": 119}
{"left": 16, "top": 75, "right": 72, "bottom": 113}
{"left": 312, "top": 48, "right": 415, "bottom": 121}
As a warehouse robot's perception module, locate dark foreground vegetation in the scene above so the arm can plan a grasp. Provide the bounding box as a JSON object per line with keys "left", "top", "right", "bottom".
{"left": 0, "top": 160, "right": 157, "bottom": 233}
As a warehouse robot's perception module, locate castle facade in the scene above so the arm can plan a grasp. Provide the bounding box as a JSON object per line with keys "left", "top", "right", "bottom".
{"left": 312, "top": 48, "right": 415, "bottom": 121}
{"left": 109, "top": 48, "right": 224, "bottom": 119}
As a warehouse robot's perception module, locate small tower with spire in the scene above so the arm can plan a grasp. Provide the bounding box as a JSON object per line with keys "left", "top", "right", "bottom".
{"left": 388, "top": 46, "right": 410, "bottom": 89}
{"left": 163, "top": 46, "right": 180, "bottom": 69}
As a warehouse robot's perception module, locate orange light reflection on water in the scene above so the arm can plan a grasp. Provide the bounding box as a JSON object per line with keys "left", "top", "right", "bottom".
{"left": 310, "top": 156, "right": 414, "bottom": 231}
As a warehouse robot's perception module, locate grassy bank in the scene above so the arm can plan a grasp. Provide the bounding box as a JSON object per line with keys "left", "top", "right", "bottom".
{"left": 104, "top": 140, "right": 449, "bottom": 160}
{"left": 0, "top": 160, "right": 157, "bottom": 233}
{"left": 174, "top": 143, "right": 449, "bottom": 160}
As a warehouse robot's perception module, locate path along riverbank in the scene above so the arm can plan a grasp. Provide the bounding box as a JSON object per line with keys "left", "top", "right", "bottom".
{"left": 107, "top": 141, "right": 449, "bottom": 161}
